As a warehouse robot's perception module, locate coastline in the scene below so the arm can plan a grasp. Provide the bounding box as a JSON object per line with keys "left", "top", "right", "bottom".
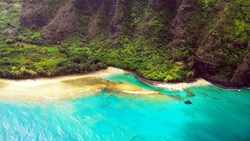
{"left": 0, "top": 67, "right": 212, "bottom": 101}
{"left": 1, "top": 66, "right": 247, "bottom": 101}
{"left": 0, "top": 66, "right": 247, "bottom": 89}
{"left": 127, "top": 69, "right": 248, "bottom": 90}
{"left": 122, "top": 69, "right": 211, "bottom": 91}
{"left": 0, "top": 67, "right": 176, "bottom": 101}
{"left": 0, "top": 67, "right": 125, "bottom": 84}
{"left": 0, "top": 67, "right": 211, "bottom": 90}
{"left": 138, "top": 76, "right": 211, "bottom": 91}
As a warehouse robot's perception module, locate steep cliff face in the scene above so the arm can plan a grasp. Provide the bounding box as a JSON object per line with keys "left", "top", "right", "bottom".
{"left": 231, "top": 55, "right": 250, "bottom": 87}
{"left": 20, "top": 0, "right": 178, "bottom": 42}
{"left": 194, "top": 0, "right": 250, "bottom": 87}
{"left": 3, "top": 0, "right": 249, "bottom": 87}
{"left": 42, "top": 0, "right": 77, "bottom": 42}
{"left": 170, "top": 0, "right": 202, "bottom": 47}
{"left": 21, "top": 0, "right": 77, "bottom": 42}
{"left": 21, "top": 0, "right": 63, "bottom": 27}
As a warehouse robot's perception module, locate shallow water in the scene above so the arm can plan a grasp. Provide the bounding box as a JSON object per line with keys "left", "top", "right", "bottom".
{"left": 102, "top": 73, "right": 172, "bottom": 94}
{"left": 0, "top": 74, "right": 250, "bottom": 141}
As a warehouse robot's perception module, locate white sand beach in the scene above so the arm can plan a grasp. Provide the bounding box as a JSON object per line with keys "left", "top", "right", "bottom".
{"left": 151, "top": 79, "right": 211, "bottom": 91}
{"left": 0, "top": 67, "right": 210, "bottom": 101}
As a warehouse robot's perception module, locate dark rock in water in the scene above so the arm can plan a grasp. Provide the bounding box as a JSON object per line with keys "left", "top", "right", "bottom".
{"left": 130, "top": 135, "right": 144, "bottom": 141}
{"left": 202, "top": 93, "right": 208, "bottom": 97}
{"left": 184, "top": 100, "right": 192, "bottom": 104}
{"left": 212, "top": 97, "right": 220, "bottom": 100}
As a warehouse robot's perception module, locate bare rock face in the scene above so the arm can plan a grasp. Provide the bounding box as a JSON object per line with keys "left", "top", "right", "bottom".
{"left": 21, "top": 0, "right": 76, "bottom": 43}
{"left": 76, "top": 0, "right": 100, "bottom": 14}
{"left": 231, "top": 55, "right": 250, "bottom": 87}
{"left": 170, "top": 0, "right": 201, "bottom": 47}
{"left": 42, "top": 0, "right": 77, "bottom": 43}
{"left": 21, "top": 0, "right": 51, "bottom": 28}
{"left": 20, "top": 0, "right": 113, "bottom": 42}
{"left": 1, "top": 26, "right": 20, "bottom": 37}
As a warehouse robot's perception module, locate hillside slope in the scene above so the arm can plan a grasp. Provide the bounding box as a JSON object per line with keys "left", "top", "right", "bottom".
{"left": 0, "top": 0, "right": 249, "bottom": 88}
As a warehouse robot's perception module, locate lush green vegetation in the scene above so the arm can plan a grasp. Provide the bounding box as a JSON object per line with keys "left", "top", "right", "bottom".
{"left": 62, "top": 35, "right": 192, "bottom": 81}
{"left": 0, "top": 0, "right": 43, "bottom": 43}
{"left": 0, "top": 0, "right": 20, "bottom": 31}
{"left": 0, "top": 0, "right": 191, "bottom": 81}
{"left": 0, "top": 0, "right": 249, "bottom": 83}
{"left": 0, "top": 34, "right": 192, "bottom": 80}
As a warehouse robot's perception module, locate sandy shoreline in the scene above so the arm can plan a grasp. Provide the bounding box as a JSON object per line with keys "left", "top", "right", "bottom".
{"left": 0, "top": 67, "right": 210, "bottom": 101}
{"left": 146, "top": 79, "right": 210, "bottom": 91}
{"left": 0, "top": 67, "right": 125, "bottom": 85}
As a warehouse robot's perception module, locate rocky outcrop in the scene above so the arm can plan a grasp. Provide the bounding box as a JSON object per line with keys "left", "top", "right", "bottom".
{"left": 21, "top": 0, "right": 77, "bottom": 43}
{"left": 194, "top": 57, "right": 221, "bottom": 77}
{"left": 194, "top": 1, "right": 249, "bottom": 88}
{"left": 21, "top": 0, "right": 52, "bottom": 28}
{"left": 1, "top": 25, "right": 20, "bottom": 37}
{"left": 170, "top": 0, "right": 201, "bottom": 47}
{"left": 231, "top": 55, "right": 250, "bottom": 87}
{"left": 42, "top": 0, "right": 77, "bottom": 43}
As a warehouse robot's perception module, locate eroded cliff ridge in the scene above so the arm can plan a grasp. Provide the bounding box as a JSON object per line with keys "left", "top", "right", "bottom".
{"left": 0, "top": 0, "right": 249, "bottom": 88}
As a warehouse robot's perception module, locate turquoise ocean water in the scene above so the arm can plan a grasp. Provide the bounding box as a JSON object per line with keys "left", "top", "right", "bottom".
{"left": 0, "top": 74, "right": 249, "bottom": 141}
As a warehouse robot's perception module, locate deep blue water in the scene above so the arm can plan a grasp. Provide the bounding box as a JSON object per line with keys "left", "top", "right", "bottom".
{"left": 0, "top": 74, "right": 250, "bottom": 141}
